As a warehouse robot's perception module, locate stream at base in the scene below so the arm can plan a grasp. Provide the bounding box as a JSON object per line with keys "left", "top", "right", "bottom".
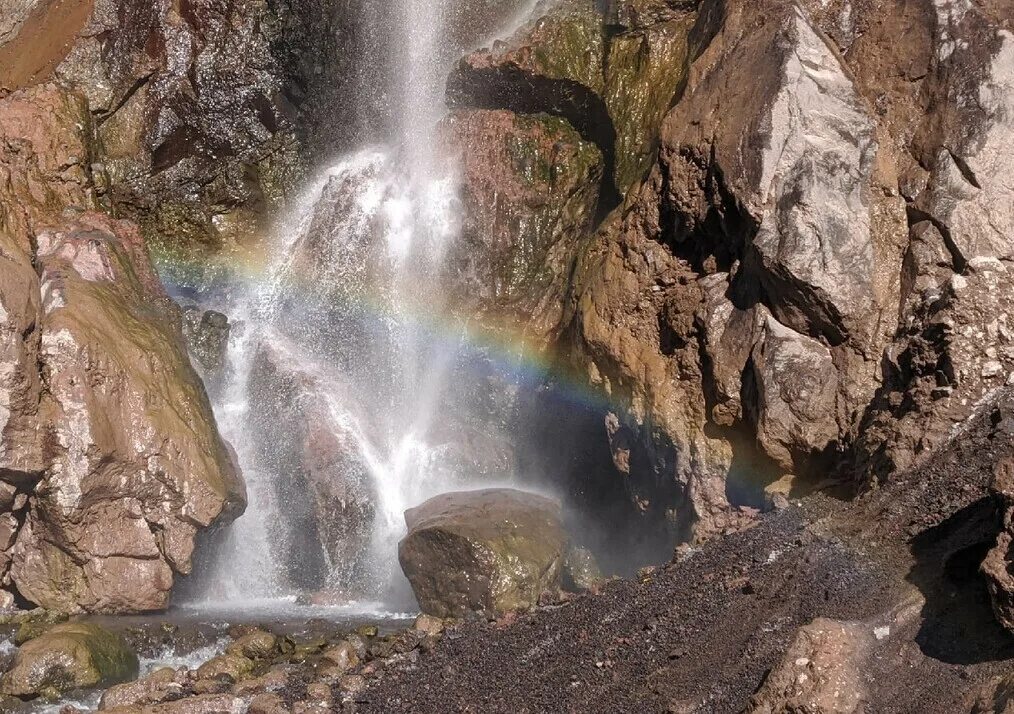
{"left": 5, "top": 604, "right": 417, "bottom": 713}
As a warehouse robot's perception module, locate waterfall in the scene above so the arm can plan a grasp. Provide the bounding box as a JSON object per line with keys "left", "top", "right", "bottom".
{"left": 189, "top": 0, "right": 536, "bottom": 608}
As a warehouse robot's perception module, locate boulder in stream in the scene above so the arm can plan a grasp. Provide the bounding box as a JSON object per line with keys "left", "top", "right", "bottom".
{"left": 398, "top": 488, "right": 568, "bottom": 618}
{"left": 0, "top": 622, "right": 138, "bottom": 699}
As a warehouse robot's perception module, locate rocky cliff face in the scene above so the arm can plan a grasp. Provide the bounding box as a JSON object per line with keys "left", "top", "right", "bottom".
{"left": 0, "top": 83, "right": 244, "bottom": 613}
{"left": 438, "top": 0, "right": 1014, "bottom": 562}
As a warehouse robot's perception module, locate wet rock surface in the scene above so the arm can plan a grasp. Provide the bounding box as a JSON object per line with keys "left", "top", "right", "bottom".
{"left": 2, "top": 622, "right": 138, "bottom": 699}
{"left": 439, "top": 108, "right": 603, "bottom": 346}
{"left": 0, "top": 83, "right": 244, "bottom": 613}
{"left": 399, "top": 489, "right": 568, "bottom": 618}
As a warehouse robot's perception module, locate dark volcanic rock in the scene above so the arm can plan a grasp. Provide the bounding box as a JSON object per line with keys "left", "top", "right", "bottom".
{"left": 399, "top": 489, "right": 568, "bottom": 618}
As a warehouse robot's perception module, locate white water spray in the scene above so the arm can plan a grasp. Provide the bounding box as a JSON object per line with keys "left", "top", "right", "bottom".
{"left": 191, "top": 0, "right": 537, "bottom": 607}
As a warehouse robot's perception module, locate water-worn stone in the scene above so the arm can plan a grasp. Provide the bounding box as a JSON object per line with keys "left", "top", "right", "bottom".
{"left": 226, "top": 630, "right": 278, "bottom": 661}
{"left": 1, "top": 622, "right": 138, "bottom": 698}
{"left": 321, "top": 641, "right": 360, "bottom": 673}
{"left": 99, "top": 667, "right": 190, "bottom": 710}
{"left": 411, "top": 614, "right": 445, "bottom": 637}
{"left": 399, "top": 488, "right": 568, "bottom": 617}
{"left": 747, "top": 618, "right": 871, "bottom": 713}
{"left": 195, "top": 654, "right": 254, "bottom": 683}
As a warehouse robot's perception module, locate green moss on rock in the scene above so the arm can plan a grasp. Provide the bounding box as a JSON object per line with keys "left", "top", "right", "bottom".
{"left": 1, "top": 622, "right": 139, "bottom": 698}
{"left": 605, "top": 16, "right": 695, "bottom": 193}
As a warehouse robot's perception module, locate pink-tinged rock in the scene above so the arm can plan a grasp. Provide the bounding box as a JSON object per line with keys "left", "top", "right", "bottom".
{"left": 6, "top": 212, "right": 245, "bottom": 613}
{"left": 438, "top": 108, "right": 602, "bottom": 347}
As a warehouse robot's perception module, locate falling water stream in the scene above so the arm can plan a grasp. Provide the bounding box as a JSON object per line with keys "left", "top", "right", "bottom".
{"left": 188, "top": 0, "right": 542, "bottom": 611}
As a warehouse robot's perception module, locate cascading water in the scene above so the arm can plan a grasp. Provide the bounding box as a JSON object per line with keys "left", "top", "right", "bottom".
{"left": 191, "top": 0, "right": 540, "bottom": 609}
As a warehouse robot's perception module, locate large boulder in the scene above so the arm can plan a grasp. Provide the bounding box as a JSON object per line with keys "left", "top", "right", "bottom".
{"left": 398, "top": 489, "right": 568, "bottom": 617}
{"left": 9, "top": 211, "right": 246, "bottom": 613}
{"left": 0, "top": 84, "right": 245, "bottom": 613}
{"left": 1, "top": 622, "right": 139, "bottom": 699}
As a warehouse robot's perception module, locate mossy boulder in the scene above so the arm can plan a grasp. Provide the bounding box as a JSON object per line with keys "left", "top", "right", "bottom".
{"left": 0, "top": 622, "right": 138, "bottom": 699}
{"left": 399, "top": 489, "right": 568, "bottom": 618}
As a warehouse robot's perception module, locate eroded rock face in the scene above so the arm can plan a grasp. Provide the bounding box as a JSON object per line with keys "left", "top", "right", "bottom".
{"left": 0, "top": 84, "right": 244, "bottom": 613}
{"left": 914, "top": 25, "right": 1014, "bottom": 266}
{"left": 439, "top": 108, "right": 602, "bottom": 346}
{"left": 746, "top": 618, "right": 871, "bottom": 713}
{"left": 0, "top": 0, "right": 307, "bottom": 282}
{"left": 641, "top": 0, "right": 905, "bottom": 369}
{"left": 1, "top": 622, "right": 139, "bottom": 699}
{"left": 399, "top": 489, "right": 567, "bottom": 617}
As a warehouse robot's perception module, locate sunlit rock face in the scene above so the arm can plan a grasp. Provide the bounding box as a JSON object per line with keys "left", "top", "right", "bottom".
{"left": 0, "top": 84, "right": 243, "bottom": 613}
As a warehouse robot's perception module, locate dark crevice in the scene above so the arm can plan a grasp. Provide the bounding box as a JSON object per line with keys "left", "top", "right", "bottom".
{"left": 446, "top": 67, "right": 622, "bottom": 218}
{"left": 906, "top": 204, "right": 969, "bottom": 274}
{"left": 945, "top": 148, "right": 983, "bottom": 190}
{"left": 95, "top": 73, "right": 153, "bottom": 126}
{"left": 908, "top": 497, "right": 1014, "bottom": 664}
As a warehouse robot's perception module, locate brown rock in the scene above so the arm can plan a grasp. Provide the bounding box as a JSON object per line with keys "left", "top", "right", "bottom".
{"left": 399, "top": 489, "right": 568, "bottom": 618}
{"left": 411, "top": 614, "right": 445, "bottom": 637}
{"left": 248, "top": 693, "right": 290, "bottom": 714}
{"left": 984, "top": 457, "right": 1014, "bottom": 633}
{"left": 99, "top": 667, "right": 189, "bottom": 710}
{"left": 320, "top": 641, "right": 360, "bottom": 673}
{"left": 747, "top": 618, "right": 872, "bottom": 713}
{"left": 195, "top": 655, "right": 254, "bottom": 683}
{"left": 225, "top": 630, "right": 278, "bottom": 660}
{"left": 438, "top": 108, "right": 603, "bottom": 346}
{"left": 0, "top": 83, "right": 244, "bottom": 614}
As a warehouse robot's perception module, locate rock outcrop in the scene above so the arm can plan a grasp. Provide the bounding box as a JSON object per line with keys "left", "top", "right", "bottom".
{"left": 0, "top": 84, "right": 244, "bottom": 613}
{"left": 399, "top": 489, "right": 568, "bottom": 617}
{"left": 436, "top": 0, "right": 1014, "bottom": 557}
{"left": 439, "top": 108, "right": 603, "bottom": 346}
